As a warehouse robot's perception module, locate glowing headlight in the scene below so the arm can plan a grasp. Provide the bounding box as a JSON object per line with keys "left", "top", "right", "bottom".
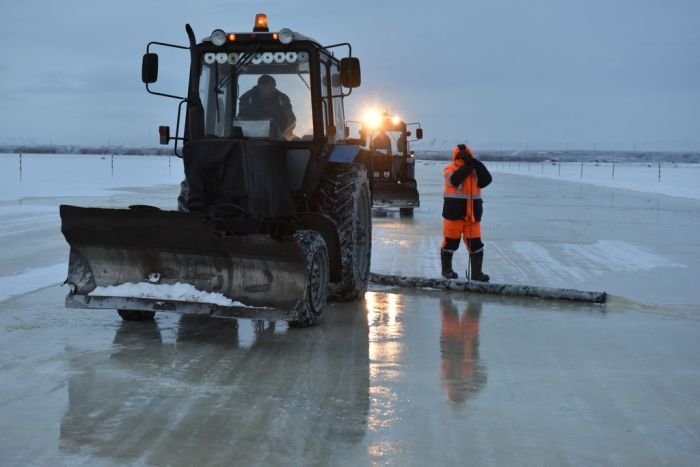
{"left": 364, "top": 110, "right": 381, "bottom": 129}
{"left": 210, "top": 29, "right": 227, "bottom": 46}
{"left": 391, "top": 116, "right": 400, "bottom": 125}
{"left": 278, "top": 28, "right": 294, "bottom": 44}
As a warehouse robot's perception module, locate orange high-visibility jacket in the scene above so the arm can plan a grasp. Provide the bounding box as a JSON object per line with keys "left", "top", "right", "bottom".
{"left": 442, "top": 145, "right": 492, "bottom": 221}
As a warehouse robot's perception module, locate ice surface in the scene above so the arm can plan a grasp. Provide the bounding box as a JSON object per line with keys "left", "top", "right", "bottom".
{"left": 0, "top": 263, "right": 67, "bottom": 302}
{"left": 511, "top": 240, "right": 683, "bottom": 282}
{"left": 371, "top": 160, "right": 699, "bottom": 305}
{"left": 0, "top": 155, "right": 699, "bottom": 467}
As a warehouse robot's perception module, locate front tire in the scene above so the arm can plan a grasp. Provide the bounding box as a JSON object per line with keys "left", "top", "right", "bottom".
{"left": 289, "top": 230, "right": 329, "bottom": 327}
{"left": 318, "top": 165, "right": 372, "bottom": 301}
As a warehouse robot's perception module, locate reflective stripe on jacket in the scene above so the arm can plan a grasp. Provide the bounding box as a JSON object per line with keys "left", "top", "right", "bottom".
{"left": 442, "top": 164, "right": 482, "bottom": 221}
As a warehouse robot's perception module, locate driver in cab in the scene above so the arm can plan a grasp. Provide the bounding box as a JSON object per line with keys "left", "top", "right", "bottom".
{"left": 237, "top": 74, "right": 296, "bottom": 140}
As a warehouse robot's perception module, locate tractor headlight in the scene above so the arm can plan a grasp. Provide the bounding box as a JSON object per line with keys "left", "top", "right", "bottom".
{"left": 210, "top": 29, "right": 227, "bottom": 46}
{"left": 363, "top": 110, "right": 381, "bottom": 129}
{"left": 278, "top": 28, "right": 294, "bottom": 44}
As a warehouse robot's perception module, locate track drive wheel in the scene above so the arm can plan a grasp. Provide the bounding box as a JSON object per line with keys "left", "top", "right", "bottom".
{"left": 289, "top": 230, "right": 329, "bottom": 328}
{"left": 400, "top": 208, "right": 414, "bottom": 217}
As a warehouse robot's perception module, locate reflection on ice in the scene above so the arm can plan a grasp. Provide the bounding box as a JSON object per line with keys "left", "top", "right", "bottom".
{"left": 366, "top": 291, "right": 404, "bottom": 358}
{"left": 440, "top": 296, "right": 487, "bottom": 406}
{"left": 366, "top": 291, "right": 402, "bottom": 332}
{"left": 365, "top": 291, "right": 405, "bottom": 433}
{"left": 59, "top": 308, "right": 370, "bottom": 466}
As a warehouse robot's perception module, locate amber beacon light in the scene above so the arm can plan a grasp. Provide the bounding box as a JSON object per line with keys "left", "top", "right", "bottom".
{"left": 254, "top": 13, "right": 269, "bottom": 32}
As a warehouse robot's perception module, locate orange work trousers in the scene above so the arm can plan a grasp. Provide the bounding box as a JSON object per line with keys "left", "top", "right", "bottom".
{"left": 441, "top": 219, "right": 482, "bottom": 253}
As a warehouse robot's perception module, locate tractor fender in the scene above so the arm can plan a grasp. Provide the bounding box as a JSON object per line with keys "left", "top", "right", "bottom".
{"left": 328, "top": 144, "right": 362, "bottom": 164}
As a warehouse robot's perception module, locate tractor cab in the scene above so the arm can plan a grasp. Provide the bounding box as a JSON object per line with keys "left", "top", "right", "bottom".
{"left": 142, "top": 14, "right": 362, "bottom": 198}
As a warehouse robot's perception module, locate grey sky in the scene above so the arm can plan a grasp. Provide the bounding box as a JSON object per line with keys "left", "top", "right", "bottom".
{"left": 1, "top": 0, "right": 698, "bottom": 150}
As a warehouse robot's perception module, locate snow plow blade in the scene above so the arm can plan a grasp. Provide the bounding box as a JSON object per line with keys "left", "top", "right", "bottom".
{"left": 372, "top": 182, "right": 420, "bottom": 209}
{"left": 59, "top": 205, "right": 309, "bottom": 317}
{"left": 370, "top": 273, "right": 606, "bottom": 304}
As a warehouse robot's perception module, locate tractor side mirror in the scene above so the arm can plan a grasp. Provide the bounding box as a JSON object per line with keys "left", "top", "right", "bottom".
{"left": 158, "top": 125, "right": 170, "bottom": 145}
{"left": 142, "top": 53, "right": 159, "bottom": 84}
{"left": 416, "top": 128, "right": 423, "bottom": 140}
{"left": 340, "top": 57, "right": 361, "bottom": 88}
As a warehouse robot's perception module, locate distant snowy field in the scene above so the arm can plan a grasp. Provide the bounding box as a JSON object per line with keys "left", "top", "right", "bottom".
{"left": 0, "top": 153, "right": 183, "bottom": 200}
{"left": 2, "top": 152, "right": 698, "bottom": 201}
{"left": 486, "top": 160, "right": 700, "bottom": 201}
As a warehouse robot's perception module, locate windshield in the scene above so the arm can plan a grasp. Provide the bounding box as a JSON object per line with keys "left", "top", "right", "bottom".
{"left": 198, "top": 49, "right": 313, "bottom": 141}
{"left": 369, "top": 129, "right": 407, "bottom": 155}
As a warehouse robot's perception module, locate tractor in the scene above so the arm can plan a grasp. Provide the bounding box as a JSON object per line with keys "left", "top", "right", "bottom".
{"left": 60, "top": 14, "right": 373, "bottom": 326}
{"left": 355, "top": 110, "right": 422, "bottom": 216}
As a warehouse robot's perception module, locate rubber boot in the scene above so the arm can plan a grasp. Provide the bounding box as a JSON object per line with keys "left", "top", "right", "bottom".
{"left": 441, "top": 250, "right": 458, "bottom": 279}
{"left": 469, "top": 251, "right": 490, "bottom": 282}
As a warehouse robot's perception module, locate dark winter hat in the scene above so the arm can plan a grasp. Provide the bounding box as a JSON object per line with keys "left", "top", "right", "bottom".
{"left": 453, "top": 143, "right": 473, "bottom": 161}
{"left": 258, "top": 74, "right": 276, "bottom": 86}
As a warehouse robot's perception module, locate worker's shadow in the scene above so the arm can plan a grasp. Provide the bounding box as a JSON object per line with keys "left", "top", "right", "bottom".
{"left": 439, "top": 296, "right": 488, "bottom": 406}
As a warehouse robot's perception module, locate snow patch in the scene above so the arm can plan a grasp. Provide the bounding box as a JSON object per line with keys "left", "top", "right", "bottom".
{"left": 89, "top": 282, "right": 254, "bottom": 308}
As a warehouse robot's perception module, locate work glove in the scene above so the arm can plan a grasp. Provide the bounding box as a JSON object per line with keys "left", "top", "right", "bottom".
{"left": 456, "top": 149, "right": 472, "bottom": 163}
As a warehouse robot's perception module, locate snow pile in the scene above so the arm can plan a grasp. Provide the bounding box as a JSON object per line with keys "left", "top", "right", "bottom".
{"left": 89, "top": 282, "right": 251, "bottom": 307}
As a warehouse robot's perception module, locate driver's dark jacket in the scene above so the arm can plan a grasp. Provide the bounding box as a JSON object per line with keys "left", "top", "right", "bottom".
{"left": 237, "top": 86, "right": 296, "bottom": 137}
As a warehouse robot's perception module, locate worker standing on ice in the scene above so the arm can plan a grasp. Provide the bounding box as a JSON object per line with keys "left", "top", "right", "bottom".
{"left": 441, "top": 144, "right": 492, "bottom": 281}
